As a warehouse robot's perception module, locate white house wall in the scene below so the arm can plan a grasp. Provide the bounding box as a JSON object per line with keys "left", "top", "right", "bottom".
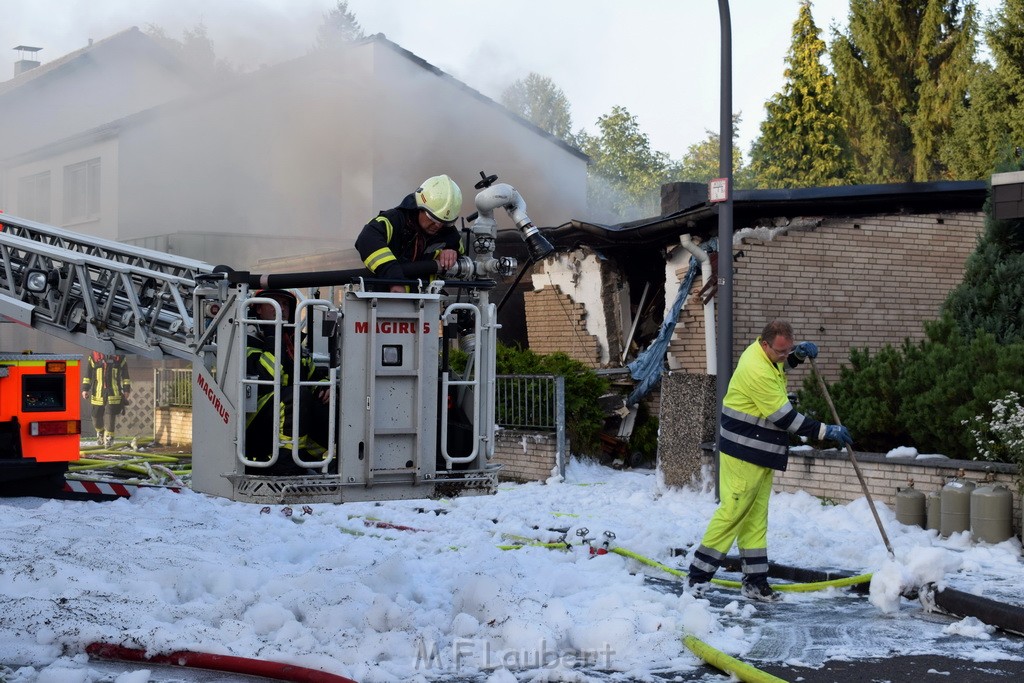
{"left": 2, "top": 136, "right": 120, "bottom": 239}
{"left": 0, "top": 28, "right": 199, "bottom": 162}
{"left": 113, "top": 39, "right": 588, "bottom": 269}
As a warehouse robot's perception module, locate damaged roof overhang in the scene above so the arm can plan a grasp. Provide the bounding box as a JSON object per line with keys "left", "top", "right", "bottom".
{"left": 507, "top": 179, "right": 989, "bottom": 252}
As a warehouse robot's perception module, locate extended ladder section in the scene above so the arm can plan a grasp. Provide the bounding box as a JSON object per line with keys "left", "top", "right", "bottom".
{"left": 0, "top": 213, "right": 214, "bottom": 360}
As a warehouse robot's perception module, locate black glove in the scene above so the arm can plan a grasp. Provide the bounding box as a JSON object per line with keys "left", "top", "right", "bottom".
{"left": 824, "top": 424, "right": 853, "bottom": 447}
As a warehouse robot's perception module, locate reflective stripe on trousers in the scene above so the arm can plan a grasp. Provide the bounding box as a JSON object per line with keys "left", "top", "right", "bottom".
{"left": 692, "top": 452, "right": 774, "bottom": 579}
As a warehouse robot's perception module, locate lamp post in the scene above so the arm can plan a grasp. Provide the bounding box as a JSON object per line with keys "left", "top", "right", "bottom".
{"left": 715, "top": 0, "right": 733, "bottom": 501}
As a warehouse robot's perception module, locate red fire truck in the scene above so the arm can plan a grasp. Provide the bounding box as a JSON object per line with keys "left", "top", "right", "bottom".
{"left": 0, "top": 352, "right": 81, "bottom": 495}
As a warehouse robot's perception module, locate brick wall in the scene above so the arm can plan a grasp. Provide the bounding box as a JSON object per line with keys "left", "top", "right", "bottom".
{"left": 667, "top": 268, "right": 712, "bottom": 373}
{"left": 524, "top": 286, "right": 602, "bottom": 367}
{"left": 492, "top": 429, "right": 561, "bottom": 483}
{"left": 153, "top": 406, "right": 193, "bottom": 446}
{"left": 676, "top": 212, "right": 985, "bottom": 382}
{"left": 700, "top": 449, "right": 1021, "bottom": 537}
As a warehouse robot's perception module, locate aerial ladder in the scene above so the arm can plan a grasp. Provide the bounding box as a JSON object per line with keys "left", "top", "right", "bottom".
{"left": 0, "top": 173, "right": 553, "bottom": 504}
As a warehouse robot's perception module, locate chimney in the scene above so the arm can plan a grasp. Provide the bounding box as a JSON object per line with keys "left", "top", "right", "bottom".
{"left": 13, "top": 45, "right": 42, "bottom": 76}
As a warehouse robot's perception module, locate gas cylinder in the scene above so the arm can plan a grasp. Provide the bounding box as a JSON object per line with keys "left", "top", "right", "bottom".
{"left": 970, "top": 484, "right": 1013, "bottom": 544}
{"left": 895, "top": 481, "right": 926, "bottom": 528}
{"left": 926, "top": 489, "right": 942, "bottom": 531}
{"left": 940, "top": 478, "right": 976, "bottom": 537}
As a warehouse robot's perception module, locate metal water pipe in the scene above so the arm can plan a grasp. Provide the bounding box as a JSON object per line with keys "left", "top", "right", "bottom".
{"left": 678, "top": 234, "right": 717, "bottom": 375}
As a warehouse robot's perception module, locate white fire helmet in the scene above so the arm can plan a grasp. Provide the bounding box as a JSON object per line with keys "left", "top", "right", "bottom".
{"left": 415, "top": 174, "right": 462, "bottom": 226}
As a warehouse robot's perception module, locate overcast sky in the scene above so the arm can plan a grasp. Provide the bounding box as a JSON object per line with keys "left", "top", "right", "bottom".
{"left": 2, "top": 0, "right": 1004, "bottom": 160}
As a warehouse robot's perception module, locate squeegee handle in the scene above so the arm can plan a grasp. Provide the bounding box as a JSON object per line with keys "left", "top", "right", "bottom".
{"left": 810, "top": 357, "right": 895, "bottom": 558}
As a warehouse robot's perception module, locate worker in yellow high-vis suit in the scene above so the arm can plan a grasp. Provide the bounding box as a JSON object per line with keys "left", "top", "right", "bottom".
{"left": 687, "top": 320, "right": 853, "bottom": 602}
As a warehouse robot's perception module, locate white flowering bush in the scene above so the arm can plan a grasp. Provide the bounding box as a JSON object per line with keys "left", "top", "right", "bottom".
{"left": 964, "top": 391, "right": 1024, "bottom": 491}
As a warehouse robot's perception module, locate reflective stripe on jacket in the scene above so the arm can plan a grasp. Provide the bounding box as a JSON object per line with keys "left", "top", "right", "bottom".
{"left": 82, "top": 354, "right": 131, "bottom": 406}
{"left": 718, "top": 338, "right": 825, "bottom": 471}
{"left": 354, "top": 193, "right": 463, "bottom": 280}
{"left": 245, "top": 345, "right": 324, "bottom": 454}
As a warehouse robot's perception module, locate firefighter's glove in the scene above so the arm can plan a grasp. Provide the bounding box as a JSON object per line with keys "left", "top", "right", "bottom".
{"left": 791, "top": 341, "right": 818, "bottom": 362}
{"left": 824, "top": 424, "right": 853, "bottom": 447}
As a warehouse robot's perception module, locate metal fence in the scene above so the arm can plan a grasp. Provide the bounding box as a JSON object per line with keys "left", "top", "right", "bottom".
{"left": 495, "top": 374, "right": 563, "bottom": 429}
{"left": 495, "top": 374, "right": 567, "bottom": 477}
{"left": 154, "top": 368, "right": 192, "bottom": 407}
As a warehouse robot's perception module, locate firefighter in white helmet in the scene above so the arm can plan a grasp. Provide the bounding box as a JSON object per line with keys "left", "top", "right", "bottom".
{"left": 355, "top": 174, "right": 465, "bottom": 292}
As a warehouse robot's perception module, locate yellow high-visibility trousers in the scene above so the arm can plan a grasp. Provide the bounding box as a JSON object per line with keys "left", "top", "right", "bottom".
{"left": 699, "top": 452, "right": 773, "bottom": 556}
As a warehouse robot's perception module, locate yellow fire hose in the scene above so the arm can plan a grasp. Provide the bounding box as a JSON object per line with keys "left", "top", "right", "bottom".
{"left": 499, "top": 535, "right": 872, "bottom": 593}
{"left": 683, "top": 635, "right": 789, "bottom": 683}
{"left": 498, "top": 536, "right": 872, "bottom": 681}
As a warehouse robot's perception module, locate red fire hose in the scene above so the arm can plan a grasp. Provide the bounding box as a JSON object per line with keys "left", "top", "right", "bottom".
{"left": 86, "top": 643, "right": 358, "bottom": 683}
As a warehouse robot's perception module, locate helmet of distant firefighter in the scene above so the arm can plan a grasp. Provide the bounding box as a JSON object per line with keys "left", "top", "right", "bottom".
{"left": 251, "top": 289, "right": 297, "bottom": 342}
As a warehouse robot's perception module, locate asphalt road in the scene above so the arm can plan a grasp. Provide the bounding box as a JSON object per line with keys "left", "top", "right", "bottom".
{"left": 753, "top": 655, "right": 1024, "bottom": 682}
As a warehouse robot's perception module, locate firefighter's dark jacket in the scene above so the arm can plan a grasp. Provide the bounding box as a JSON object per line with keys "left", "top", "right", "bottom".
{"left": 355, "top": 193, "right": 464, "bottom": 279}
{"left": 244, "top": 334, "right": 328, "bottom": 467}
{"left": 82, "top": 354, "right": 131, "bottom": 406}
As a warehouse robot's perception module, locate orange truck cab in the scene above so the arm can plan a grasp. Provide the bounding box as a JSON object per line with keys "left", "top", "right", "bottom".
{"left": 0, "top": 353, "right": 81, "bottom": 494}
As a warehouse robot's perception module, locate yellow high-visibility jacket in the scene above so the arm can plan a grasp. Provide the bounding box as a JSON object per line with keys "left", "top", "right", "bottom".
{"left": 718, "top": 338, "right": 825, "bottom": 471}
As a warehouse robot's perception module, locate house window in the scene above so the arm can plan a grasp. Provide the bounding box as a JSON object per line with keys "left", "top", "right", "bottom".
{"left": 63, "top": 158, "right": 101, "bottom": 223}
{"left": 17, "top": 171, "right": 51, "bottom": 222}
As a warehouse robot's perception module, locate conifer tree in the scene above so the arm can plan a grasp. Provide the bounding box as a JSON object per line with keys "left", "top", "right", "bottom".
{"left": 749, "top": 1, "right": 853, "bottom": 188}
{"left": 830, "top": 0, "right": 978, "bottom": 182}
{"left": 943, "top": 157, "right": 1024, "bottom": 344}
{"left": 316, "top": 1, "right": 365, "bottom": 48}
{"left": 944, "top": 0, "right": 1024, "bottom": 179}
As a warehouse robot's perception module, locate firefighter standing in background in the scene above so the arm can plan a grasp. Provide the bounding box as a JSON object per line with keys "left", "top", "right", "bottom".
{"left": 81, "top": 352, "right": 131, "bottom": 447}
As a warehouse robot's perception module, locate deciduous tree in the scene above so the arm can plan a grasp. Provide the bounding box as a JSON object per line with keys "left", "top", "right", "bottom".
{"left": 500, "top": 73, "right": 574, "bottom": 143}
{"left": 578, "top": 105, "right": 674, "bottom": 220}
{"left": 145, "top": 23, "right": 235, "bottom": 79}
{"left": 678, "top": 114, "right": 751, "bottom": 189}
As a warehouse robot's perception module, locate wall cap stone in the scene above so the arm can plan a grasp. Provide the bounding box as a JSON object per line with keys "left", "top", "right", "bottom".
{"left": 701, "top": 444, "right": 1018, "bottom": 476}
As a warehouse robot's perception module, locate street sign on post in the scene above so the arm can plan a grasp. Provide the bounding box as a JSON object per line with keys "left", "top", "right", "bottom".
{"left": 708, "top": 177, "right": 729, "bottom": 203}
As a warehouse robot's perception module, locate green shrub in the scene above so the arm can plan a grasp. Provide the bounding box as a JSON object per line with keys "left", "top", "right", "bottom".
{"left": 449, "top": 343, "right": 609, "bottom": 456}
{"left": 797, "top": 315, "right": 1024, "bottom": 460}
{"left": 501, "top": 346, "right": 608, "bottom": 455}
{"left": 797, "top": 343, "right": 911, "bottom": 454}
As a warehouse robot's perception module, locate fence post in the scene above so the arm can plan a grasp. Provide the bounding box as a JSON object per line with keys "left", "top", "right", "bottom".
{"left": 556, "top": 375, "right": 566, "bottom": 479}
